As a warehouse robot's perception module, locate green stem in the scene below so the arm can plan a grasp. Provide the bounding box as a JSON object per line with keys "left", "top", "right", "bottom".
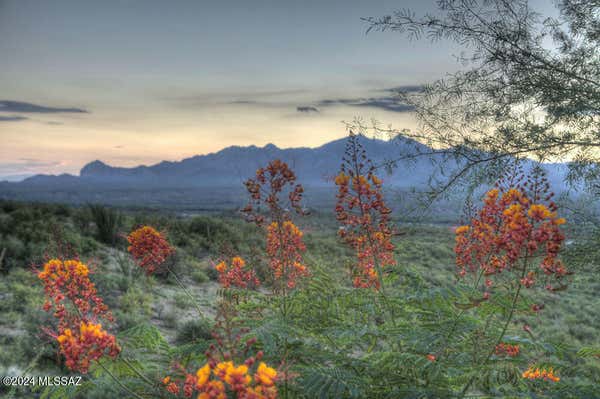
{"left": 97, "top": 360, "right": 146, "bottom": 399}
{"left": 459, "top": 282, "right": 523, "bottom": 398}
{"left": 121, "top": 356, "right": 156, "bottom": 387}
{"left": 459, "top": 250, "right": 530, "bottom": 398}
{"left": 166, "top": 265, "right": 208, "bottom": 321}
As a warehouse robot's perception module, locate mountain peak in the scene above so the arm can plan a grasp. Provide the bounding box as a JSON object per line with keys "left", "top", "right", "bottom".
{"left": 80, "top": 160, "right": 111, "bottom": 176}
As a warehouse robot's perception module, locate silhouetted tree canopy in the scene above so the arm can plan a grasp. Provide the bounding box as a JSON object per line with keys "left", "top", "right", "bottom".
{"left": 362, "top": 0, "right": 600, "bottom": 199}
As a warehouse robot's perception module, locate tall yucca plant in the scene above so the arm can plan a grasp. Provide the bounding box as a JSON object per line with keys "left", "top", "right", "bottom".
{"left": 88, "top": 204, "right": 122, "bottom": 245}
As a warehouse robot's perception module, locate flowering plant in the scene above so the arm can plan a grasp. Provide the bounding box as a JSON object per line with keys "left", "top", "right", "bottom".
{"left": 127, "top": 225, "right": 175, "bottom": 274}
{"left": 334, "top": 133, "right": 395, "bottom": 290}
{"left": 242, "top": 159, "right": 309, "bottom": 291}
{"left": 38, "top": 258, "right": 120, "bottom": 373}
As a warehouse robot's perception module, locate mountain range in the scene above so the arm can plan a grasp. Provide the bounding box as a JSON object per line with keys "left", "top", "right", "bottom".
{"left": 0, "top": 135, "right": 572, "bottom": 210}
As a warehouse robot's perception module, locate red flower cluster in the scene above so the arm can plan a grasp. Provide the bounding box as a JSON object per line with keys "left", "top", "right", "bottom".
{"left": 127, "top": 225, "right": 175, "bottom": 274}
{"left": 454, "top": 170, "right": 568, "bottom": 297}
{"left": 522, "top": 366, "right": 560, "bottom": 382}
{"left": 242, "top": 159, "right": 305, "bottom": 226}
{"left": 57, "top": 321, "right": 120, "bottom": 373}
{"left": 215, "top": 256, "right": 260, "bottom": 289}
{"left": 242, "top": 160, "right": 309, "bottom": 291}
{"left": 495, "top": 342, "right": 520, "bottom": 357}
{"left": 163, "top": 303, "right": 278, "bottom": 398}
{"left": 162, "top": 359, "right": 277, "bottom": 399}
{"left": 38, "top": 259, "right": 120, "bottom": 373}
{"left": 266, "top": 221, "right": 309, "bottom": 289}
{"left": 334, "top": 134, "right": 395, "bottom": 290}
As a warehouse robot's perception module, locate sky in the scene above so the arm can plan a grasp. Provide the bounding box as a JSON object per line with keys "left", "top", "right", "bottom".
{"left": 0, "top": 0, "right": 549, "bottom": 180}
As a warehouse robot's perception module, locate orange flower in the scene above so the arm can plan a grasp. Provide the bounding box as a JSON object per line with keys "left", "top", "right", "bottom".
{"left": 454, "top": 172, "right": 568, "bottom": 296}
{"left": 215, "top": 256, "right": 260, "bottom": 289}
{"left": 334, "top": 134, "right": 395, "bottom": 290}
{"left": 242, "top": 159, "right": 309, "bottom": 292}
{"left": 198, "top": 380, "right": 226, "bottom": 399}
{"left": 127, "top": 225, "right": 174, "bottom": 274}
{"left": 38, "top": 258, "right": 118, "bottom": 373}
{"left": 255, "top": 362, "right": 277, "bottom": 387}
{"left": 266, "top": 221, "right": 309, "bottom": 289}
{"left": 455, "top": 225, "right": 470, "bottom": 234}
{"left": 224, "top": 363, "right": 251, "bottom": 391}
{"left": 170, "top": 359, "right": 278, "bottom": 399}
{"left": 495, "top": 343, "right": 520, "bottom": 357}
{"left": 522, "top": 366, "right": 560, "bottom": 382}
{"left": 528, "top": 204, "right": 555, "bottom": 220}
{"left": 56, "top": 321, "right": 120, "bottom": 373}
{"left": 196, "top": 363, "right": 211, "bottom": 388}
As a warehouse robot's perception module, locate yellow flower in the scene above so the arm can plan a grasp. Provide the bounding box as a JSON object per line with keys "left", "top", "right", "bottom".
{"left": 214, "top": 361, "right": 233, "bottom": 379}
{"left": 196, "top": 363, "right": 211, "bottom": 387}
{"left": 522, "top": 366, "right": 560, "bottom": 382}
{"left": 255, "top": 362, "right": 277, "bottom": 387}
{"left": 486, "top": 188, "right": 499, "bottom": 200}
{"left": 455, "top": 225, "right": 470, "bottom": 234}
{"left": 528, "top": 204, "right": 555, "bottom": 219}
{"left": 215, "top": 262, "right": 227, "bottom": 273}
{"left": 80, "top": 321, "right": 104, "bottom": 338}
{"left": 231, "top": 256, "right": 246, "bottom": 268}
{"left": 57, "top": 329, "right": 72, "bottom": 344}
{"left": 334, "top": 172, "right": 349, "bottom": 186}
{"left": 224, "top": 363, "right": 251, "bottom": 386}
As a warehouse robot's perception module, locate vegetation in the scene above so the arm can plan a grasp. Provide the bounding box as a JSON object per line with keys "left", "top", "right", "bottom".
{"left": 1, "top": 135, "right": 599, "bottom": 399}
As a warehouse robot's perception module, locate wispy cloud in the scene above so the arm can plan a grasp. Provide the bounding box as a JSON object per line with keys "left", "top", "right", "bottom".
{"left": 296, "top": 106, "right": 319, "bottom": 113}
{"left": 0, "top": 159, "right": 67, "bottom": 181}
{"left": 314, "top": 85, "right": 422, "bottom": 113}
{"left": 164, "top": 85, "right": 422, "bottom": 115}
{"left": 0, "top": 100, "right": 88, "bottom": 114}
{"left": 0, "top": 115, "right": 29, "bottom": 122}
{"left": 316, "top": 97, "right": 415, "bottom": 113}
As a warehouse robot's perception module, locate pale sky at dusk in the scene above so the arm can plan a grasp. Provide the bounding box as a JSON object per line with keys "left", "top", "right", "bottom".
{"left": 0, "top": 0, "right": 551, "bottom": 180}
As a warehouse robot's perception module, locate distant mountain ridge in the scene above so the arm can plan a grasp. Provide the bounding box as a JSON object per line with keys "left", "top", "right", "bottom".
{"left": 0, "top": 135, "right": 572, "bottom": 209}
{"left": 17, "top": 135, "right": 436, "bottom": 188}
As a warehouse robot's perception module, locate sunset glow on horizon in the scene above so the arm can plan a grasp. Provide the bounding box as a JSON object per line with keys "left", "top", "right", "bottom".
{"left": 0, "top": 0, "right": 553, "bottom": 180}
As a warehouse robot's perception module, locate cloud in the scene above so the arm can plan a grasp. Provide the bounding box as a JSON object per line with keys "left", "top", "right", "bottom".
{"left": 296, "top": 106, "right": 319, "bottom": 113}
{"left": 384, "top": 85, "right": 424, "bottom": 94}
{"left": 165, "top": 85, "right": 422, "bottom": 114}
{"left": 0, "top": 100, "right": 88, "bottom": 113}
{"left": 228, "top": 100, "right": 258, "bottom": 105}
{"left": 0, "top": 159, "right": 65, "bottom": 176}
{"left": 314, "top": 86, "right": 423, "bottom": 113}
{"left": 316, "top": 96, "right": 415, "bottom": 113}
{"left": 0, "top": 115, "right": 28, "bottom": 122}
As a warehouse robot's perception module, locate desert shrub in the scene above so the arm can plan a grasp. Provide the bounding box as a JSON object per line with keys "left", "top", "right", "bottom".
{"left": 175, "top": 319, "right": 212, "bottom": 344}
{"left": 88, "top": 204, "right": 122, "bottom": 245}
{"left": 173, "top": 292, "right": 193, "bottom": 309}
{"left": 191, "top": 269, "right": 209, "bottom": 284}
{"left": 119, "top": 286, "right": 152, "bottom": 319}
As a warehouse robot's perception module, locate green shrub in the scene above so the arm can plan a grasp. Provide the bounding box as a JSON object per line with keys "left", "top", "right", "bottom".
{"left": 191, "top": 270, "right": 209, "bottom": 284}
{"left": 173, "top": 293, "right": 193, "bottom": 309}
{"left": 88, "top": 204, "right": 122, "bottom": 245}
{"left": 120, "top": 286, "right": 152, "bottom": 318}
{"left": 175, "top": 319, "right": 212, "bottom": 344}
